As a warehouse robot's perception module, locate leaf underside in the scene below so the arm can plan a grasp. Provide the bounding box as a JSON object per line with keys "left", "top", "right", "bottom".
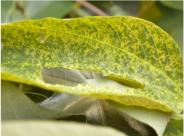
{"left": 1, "top": 16, "right": 182, "bottom": 114}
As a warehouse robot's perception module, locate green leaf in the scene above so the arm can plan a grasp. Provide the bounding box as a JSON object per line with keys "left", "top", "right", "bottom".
{"left": 2, "top": 16, "right": 182, "bottom": 114}
{"left": 2, "top": 81, "right": 59, "bottom": 120}
{"left": 2, "top": 121, "right": 127, "bottom": 136}
{"left": 1, "top": 1, "right": 25, "bottom": 23}
{"left": 110, "top": 101, "right": 171, "bottom": 136}
{"left": 107, "top": 1, "right": 140, "bottom": 16}
{"left": 163, "top": 119, "right": 183, "bottom": 136}
{"left": 160, "top": 1, "right": 183, "bottom": 10}
{"left": 25, "top": 1, "right": 75, "bottom": 18}
{"left": 1, "top": 1, "right": 75, "bottom": 23}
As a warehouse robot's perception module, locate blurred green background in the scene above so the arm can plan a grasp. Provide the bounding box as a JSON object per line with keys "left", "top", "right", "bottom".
{"left": 2, "top": 0, "right": 183, "bottom": 50}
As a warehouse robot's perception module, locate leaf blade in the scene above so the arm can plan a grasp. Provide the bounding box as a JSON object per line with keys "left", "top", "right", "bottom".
{"left": 2, "top": 81, "right": 59, "bottom": 120}
{"left": 2, "top": 121, "right": 127, "bottom": 136}
{"left": 2, "top": 16, "right": 182, "bottom": 113}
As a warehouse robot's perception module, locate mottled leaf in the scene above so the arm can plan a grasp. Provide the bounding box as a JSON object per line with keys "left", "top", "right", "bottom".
{"left": 138, "top": 2, "right": 183, "bottom": 48}
{"left": 2, "top": 16, "right": 182, "bottom": 114}
{"left": 156, "top": 10, "right": 183, "bottom": 50}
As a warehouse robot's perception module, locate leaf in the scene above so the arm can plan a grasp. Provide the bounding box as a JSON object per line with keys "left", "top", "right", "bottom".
{"left": 24, "top": 1, "right": 75, "bottom": 18}
{"left": 160, "top": 1, "right": 183, "bottom": 10}
{"left": 41, "top": 74, "right": 171, "bottom": 136}
{"left": 109, "top": 1, "right": 140, "bottom": 16}
{"left": 163, "top": 119, "right": 183, "bottom": 136}
{"left": 108, "top": 5, "right": 129, "bottom": 16}
{"left": 1, "top": 1, "right": 25, "bottom": 23}
{"left": 138, "top": 1, "right": 183, "bottom": 50}
{"left": 1, "top": 1, "right": 75, "bottom": 23}
{"left": 2, "top": 121, "right": 127, "bottom": 136}
{"left": 138, "top": 1, "right": 163, "bottom": 21}
{"left": 138, "top": 2, "right": 183, "bottom": 49}
{"left": 1, "top": 79, "right": 178, "bottom": 136}
{"left": 42, "top": 95, "right": 152, "bottom": 136}
{"left": 22, "top": 84, "right": 54, "bottom": 103}
{"left": 40, "top": 91, "right": 170, "bottom": 136}
{"left": 156, "top": 10, "right": 183, "bottom": 50}
{"left": 2, "top": 81, "right": 60, "bottom": 120}
{"left": 2, "top": 79, "right": 178, "bottom": 135}
{"left": 110, "top": 101, "right": 171, "bottom": 136}
{"left": 42, "top": 67, "right": 102, "bottom": 86}
{"left": 2, "top": 16, "right": 182, "bottom": 114}
{"left": 40, "top": 93, "right": 94, "bottom": 116}
{"left": 85, "top": 78, "right": 172, "bottom": 136}
{"left": 134, "top": 1, "right": 183, "bottom": 49}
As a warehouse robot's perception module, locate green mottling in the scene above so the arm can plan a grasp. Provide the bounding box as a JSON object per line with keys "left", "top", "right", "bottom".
{"left": 1, "top": 16, "right": 182, "bottom": 113}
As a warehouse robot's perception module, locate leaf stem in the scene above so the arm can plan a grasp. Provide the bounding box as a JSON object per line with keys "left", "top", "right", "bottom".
{"left": 76, "top": 0, "right": 108, "bottom": 16}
